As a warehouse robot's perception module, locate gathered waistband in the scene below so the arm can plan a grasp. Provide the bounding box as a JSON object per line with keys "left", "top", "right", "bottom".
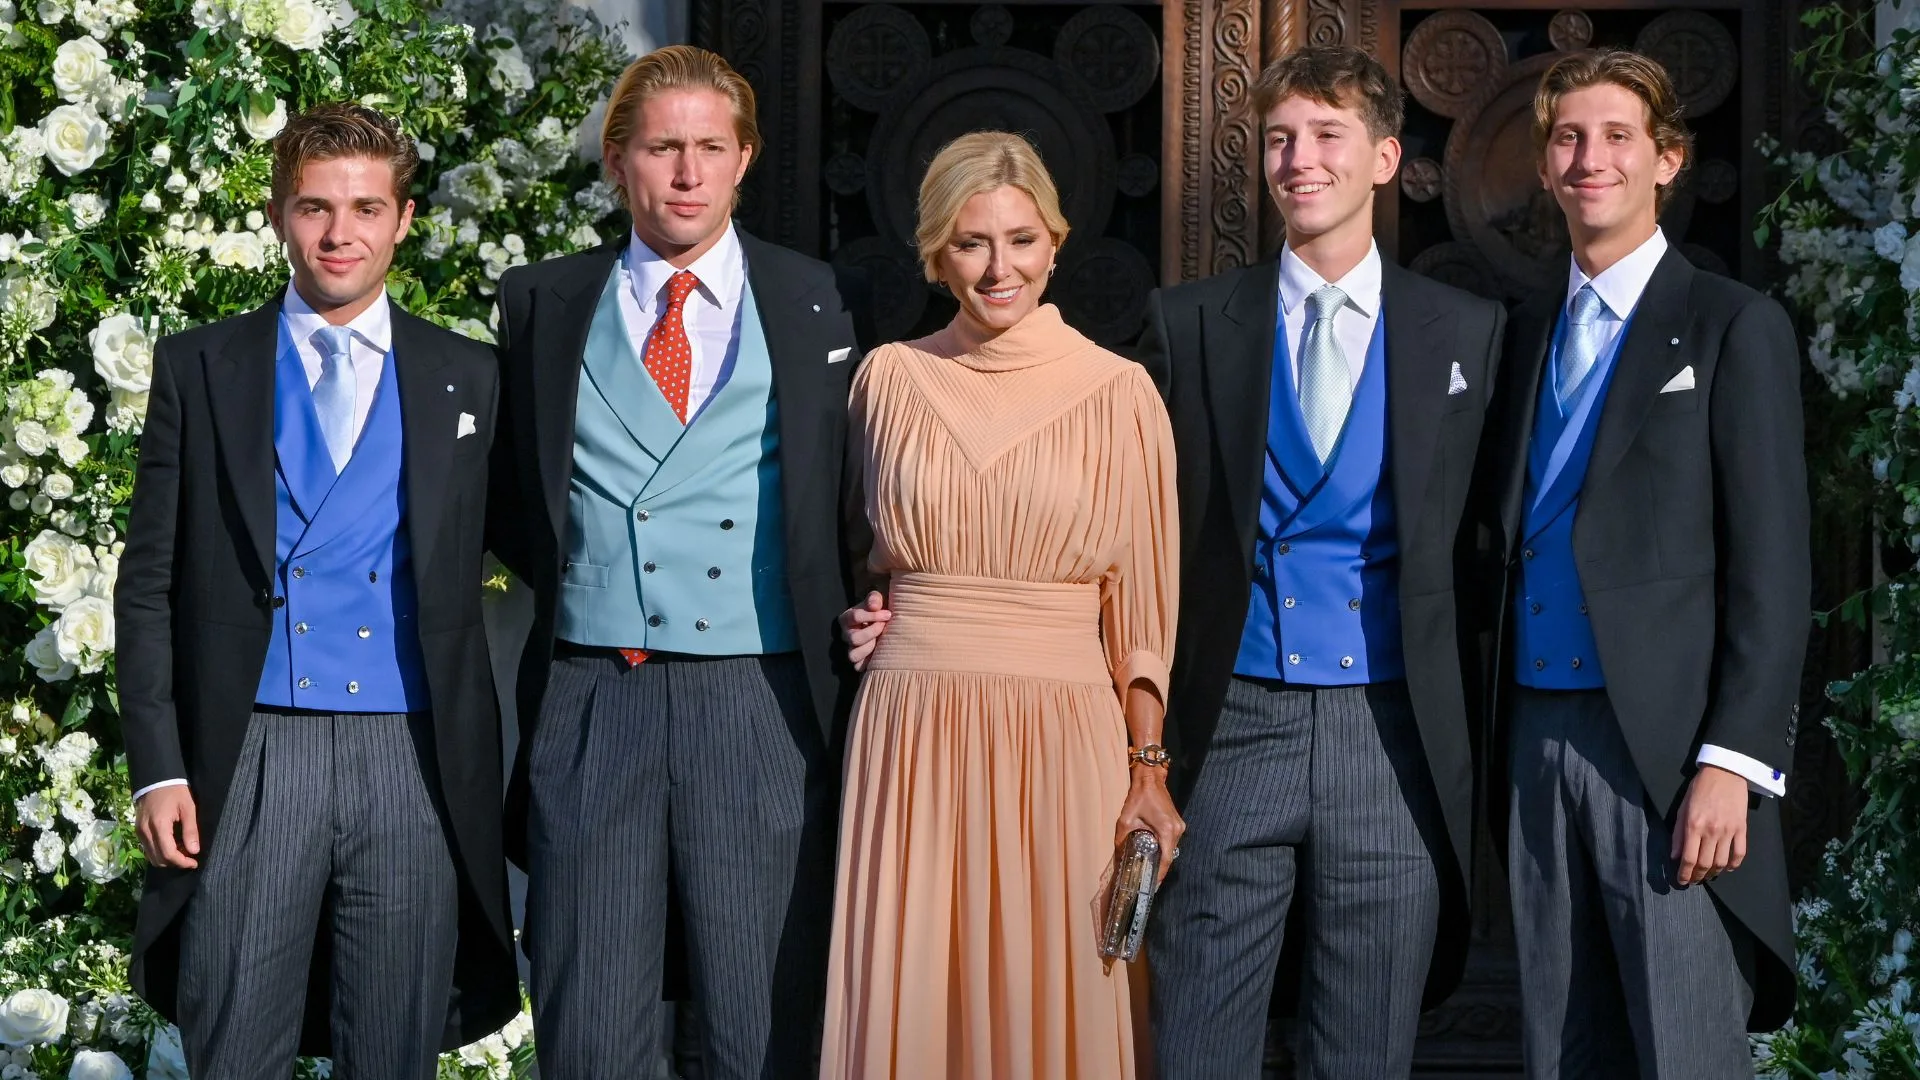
{"left": 866, "top": 572, "right": 1111, "bottom": 686}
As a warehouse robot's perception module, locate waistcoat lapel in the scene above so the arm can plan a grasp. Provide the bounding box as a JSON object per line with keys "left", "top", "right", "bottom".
{"left": 641, "top": 282, "right": 772, "bottom": 501}
{"left": 1279, "top": 318, "right": 1389, "bottom": 539}
{"left": 1264, "top": 327, "right": 1329, "bottom": 512}
{"left": 273, "top": 314, "right": 343, "bottom": 527}
{"left": 289, "top": 346, "right": 403, "bottom": 558}
{"left": 579, "top": 266, "right": 687, "bottom": 464}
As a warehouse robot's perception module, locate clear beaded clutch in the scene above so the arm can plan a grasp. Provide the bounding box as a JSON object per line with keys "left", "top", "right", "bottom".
{"left": 1098, "top": 829, "right": 1161, "bottom": 962}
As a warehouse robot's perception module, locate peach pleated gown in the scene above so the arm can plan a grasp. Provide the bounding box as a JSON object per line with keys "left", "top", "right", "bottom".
{"left": 821, "top": 305, "right": 1178, "bottom": 1080}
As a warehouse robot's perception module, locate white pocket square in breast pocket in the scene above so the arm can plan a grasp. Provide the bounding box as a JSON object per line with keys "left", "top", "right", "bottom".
{"left": 457, "top": 412, "right": 476, "bottom": 439}
{"left": 1446, "top": 361, "right": 1469, "bottom": 396}
{"left": 827, "top": 347, "right": 852, "bottom": 365}
{"left": 1659, "top": 365, "right": 1695, "bottom": 394}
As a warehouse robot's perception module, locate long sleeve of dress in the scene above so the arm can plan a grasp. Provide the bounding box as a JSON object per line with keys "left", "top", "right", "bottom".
{"left": 1101, "top": 367, "right": 1180, "bottom": 708}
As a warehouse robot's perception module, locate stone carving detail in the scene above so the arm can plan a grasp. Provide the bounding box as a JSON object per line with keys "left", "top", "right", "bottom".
{"left": 1117, "top": 152, "right": 1159, "bottom": 198}
{"left": 1210, "top": 0, "right": 1259, "bottom": 273}
{"left": 1179, "top": 0, "right": 1203, "bottom": 282}
{"left": 969, "top": 4, "right": 1013, "bottom": 47}
{"left": 1408, "top": 240, "right": 1500, "bottom": 298}
{"left": 822, "top": 152, "right": 865, "bottom": 196}
{"left": 1548, "top": 9, "right": 1593, "bottom": 52}
{"left": 1055, "top": 6, "right": 1161, "bottom": 114}
{"left": 1635, "top": 11, "right": 1738, "bottom": 115}
{"left": 1402, "top": 157, "right": 1443, "bottom": 203}
{"left": 1057, "top": 238, "right": 1157, "bottom": 346}
{"left": 1690, "top": 158, "right": 1738, "bottom": 205}
{"left": 825, "top": 4, "right": 932, "bottom": 114}
{"left": 832, "top": 236, "right": 927, "bottom": 344}
{"left": 1441, "top": 52, "right": 1569, "bottom": 298}
{"left": 1307, "top": 0, "right": 1346, "bottom": 47}
{"left": 1404, "top": 11, "right": 1508, "bottom": 120}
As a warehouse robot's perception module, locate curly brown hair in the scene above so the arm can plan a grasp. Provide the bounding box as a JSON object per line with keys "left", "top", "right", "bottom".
{"left": 1252, "top": 45, "right": 1404, "bottom": 141}
{"left": 269, "top": 102, "right": 419, "bottom": 206}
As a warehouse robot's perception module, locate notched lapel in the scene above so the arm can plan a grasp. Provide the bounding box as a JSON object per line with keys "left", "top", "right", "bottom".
{"left": 742, "top": 232, "right": 838, "bottom": 519}
{"left": 207, "top": 302, "right": 282, "bottom": 580}
{"left": 1382, "top": 266, "right": 1454, "bottom": 546}
{"left": 1497, "top": 293, "right": 1557, "bottom": 547}
{"left": 534, "top": 249, "right": 620, "bottom": 545}
{"left": 393, "top": 311, "right": 459, "bottom": 585}
{"left": 1584, "top": 249, "right": 1696, "bottom": 496}
{"left": 1204, "top": 263, "right": 1279, "bottom": 552}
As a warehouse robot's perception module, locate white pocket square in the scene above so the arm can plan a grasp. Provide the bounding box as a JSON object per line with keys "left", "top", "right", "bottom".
{"left": 827, "top": 347, "right": 852, "bottom": 365}
{"left": 457, "top": 412, "right": 476, "bottom": 439}
{"left": 1659, "top": 366, "right": 1695, "bottom": 393}
{"left": 1446, "top": 361, "right": 1469, "bottom": 396}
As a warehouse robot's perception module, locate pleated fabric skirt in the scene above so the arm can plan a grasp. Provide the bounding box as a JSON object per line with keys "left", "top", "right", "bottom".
{"left": 821, "top": 573, "right": 1138, "bottom": 1080}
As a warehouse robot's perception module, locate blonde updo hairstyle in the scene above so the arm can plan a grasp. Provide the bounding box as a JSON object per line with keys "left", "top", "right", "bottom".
{"left": 914, "top": 131, "right": 1071, "bottom": 283}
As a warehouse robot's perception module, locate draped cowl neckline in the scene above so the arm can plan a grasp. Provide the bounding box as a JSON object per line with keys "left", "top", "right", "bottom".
{"left": 919, "top": 303, "right": 1090, "bottom": 372}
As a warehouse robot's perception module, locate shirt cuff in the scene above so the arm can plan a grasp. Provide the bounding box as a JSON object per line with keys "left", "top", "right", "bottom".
{"left": 132, "top": 778, "right": 189, "bottom": 802}
{"left": 1696, "top": 744, "right": 1786, "bottom": 798}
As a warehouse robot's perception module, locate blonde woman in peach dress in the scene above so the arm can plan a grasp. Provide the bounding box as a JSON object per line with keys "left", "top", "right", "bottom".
{"left": 821, "top": 131, "right": 1183, "bottom": 1080}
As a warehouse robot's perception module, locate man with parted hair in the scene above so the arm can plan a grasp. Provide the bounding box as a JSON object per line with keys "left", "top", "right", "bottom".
{"left": 117, "top": 102, "right": 519, "bottom": 1077}
{"left": 488, "top": 44, "right": 871, "bottom": 1079}
{"left": 1482, "top": 47, "right": 1803, "bottom": 1075}
{"left": 1135, "top": 45, "right": 1504, "bottom": 1077}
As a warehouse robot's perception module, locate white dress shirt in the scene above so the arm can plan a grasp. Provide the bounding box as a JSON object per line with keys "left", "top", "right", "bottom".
{"left": 619, "top": 225, "right": 747, "bottom": 422}
{"left": 132, "top": 286, "right": 395, "bottom": 804}
{"left": 1278, "top": 241, "right": 1382, "bottom": 395}
{"left": 1557, "top": 228, "right": 1786, "bottom": 799}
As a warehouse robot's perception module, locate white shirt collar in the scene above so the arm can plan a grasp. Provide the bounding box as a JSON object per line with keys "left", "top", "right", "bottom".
{"left": 283, "top": 283, "right": 392, "bottom": 353}
{"left": 1565, "top": 228, "right": 1669, "bottom": 321}
{"left": 626, "top": 223, "right": 745, "bottom": 311}
{"left": 1278, "top": 241, "right": 1383, "bottom": 319}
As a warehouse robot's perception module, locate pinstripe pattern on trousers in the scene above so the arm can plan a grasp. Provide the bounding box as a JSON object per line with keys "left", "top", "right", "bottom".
{"left": 1506, "top": 686, "right": 1755, "bottom": 1079}
{"left": 1148, "top": 678, "right": 1445, "bottom": 1079}
{"left": 524, "top": 650, "right": 833, "bottom": 1080}
{"left": 176, "top": 710, "right": 458, "bottom": 1080}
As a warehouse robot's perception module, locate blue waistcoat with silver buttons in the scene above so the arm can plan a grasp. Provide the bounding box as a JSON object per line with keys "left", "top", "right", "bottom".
{"left": 1511, "top": 305, "right": 1634, "bottom": 688}
{"left": 1236, "top": 314, "right": 1403, "bottom": 686}
{"left": 556, "top": 263, "right": 798, "bottom": 653}
{"left": 257, "top": 314, "right": 429, "bottom": 712}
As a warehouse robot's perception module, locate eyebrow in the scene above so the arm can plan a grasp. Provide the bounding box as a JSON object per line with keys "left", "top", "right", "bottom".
{"left": 294, "top": 196, "right": 392, "bottom": 210}
{"left": 1266, "top": 117, "right": 1352, "bottom": 132}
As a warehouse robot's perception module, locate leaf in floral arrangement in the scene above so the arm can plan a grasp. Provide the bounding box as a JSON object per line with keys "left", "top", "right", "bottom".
{"left": 175, "top": 81, "right": 198, "bottom": 107}
{"left": 62, "top": 688, "right": 94, "bottom": 727}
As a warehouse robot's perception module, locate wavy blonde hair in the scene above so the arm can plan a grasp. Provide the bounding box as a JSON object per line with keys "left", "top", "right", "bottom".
{"left": 914, "top": 132, "right": 1070, "bottom": 282}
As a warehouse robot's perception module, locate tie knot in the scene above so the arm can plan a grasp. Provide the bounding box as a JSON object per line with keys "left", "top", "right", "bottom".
{"left": 314, "top": 325, "right": 354, "bottom": 364}
{"left": 665, "top": 270, "right": 702, "bottom": 308}
{"left": 1305, "top": 284, "right": 1347, "bottom": 324}
{"left": 1569, "top": 285, "right": 1606, "bottom": 326}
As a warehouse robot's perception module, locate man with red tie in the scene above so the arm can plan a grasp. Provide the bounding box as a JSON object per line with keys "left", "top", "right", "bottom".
{"left": 487, "top": 46, "right": 871, "bottom": 1079}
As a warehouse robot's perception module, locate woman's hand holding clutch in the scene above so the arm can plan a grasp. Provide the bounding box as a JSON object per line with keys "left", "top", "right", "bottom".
{"left": 1113, "top": 765, "right": 1184, "bottom": 882}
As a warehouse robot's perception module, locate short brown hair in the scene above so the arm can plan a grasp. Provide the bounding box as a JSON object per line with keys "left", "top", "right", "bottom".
{"left": 270, "top": 103, "right": 419, "bottom": 206}
{"left": 1253, "top": 45, "right": 1403, "bottom": 141}
{"left": 601, "top": 45, "right": 761, "bottom": 209}
{"left": 914, "top": 131, "right": 1071, "bottom": 283}
{"left": 1533, "top": 48, "right": 1694, "bottom": 210}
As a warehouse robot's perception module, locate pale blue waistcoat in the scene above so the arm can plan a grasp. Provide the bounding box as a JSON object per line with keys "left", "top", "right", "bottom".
{"left": 556, "top": 264, "right": 799, "bottom": 653}
{"left": 257, "top": 313, "right": 429, "bottom": 712}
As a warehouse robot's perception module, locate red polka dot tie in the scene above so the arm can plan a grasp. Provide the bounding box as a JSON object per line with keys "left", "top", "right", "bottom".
{"left": 644, "top": 270, "right": 701, "bottom": 423}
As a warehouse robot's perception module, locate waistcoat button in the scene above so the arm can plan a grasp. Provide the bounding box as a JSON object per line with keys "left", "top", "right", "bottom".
{"left": 1348, "top": 598, "right": 1361, "bottom": 611}
{"left": 292, "top": 566, "right": 306, "bottom": 579}
{"left": 347, "top": 681, "right": 360, "bottom": 694}
{"left": 1283, "top": 597, "right": 1296, "bottom": 609}
{"left": 1278, "top": 543, "right": 1291, "bottom": 555}
{"left": 1529, "top": 602, "right": 1542, "bottom": 615}
{"left": 1533, "top": 659, "right": 1546, "bottom": 671}
{"left": 294, "top": 622, "right": 309, "bottom": 634}
{"left": 272, "top": 596, "right": 285, "bottom": 609}
{"left": 1287, "top": 653, "right": 1301, "bottom": 665}
{"left": 1339, "top": 656, "right": 1354, "bottom": 669}
{"left": 1570, "top": 658, "right": 1583, "bottom": 670}
{"left": 1578, "top": 603, "right": 1588, "bottom": 615}
{"left": 720, "top": 519, "right": 735, "bottom": 530}
{"left": 695, "top": 619, "right": 711, "bottom": 631}
{"left": 297, "top": 676, "right": 312, "bottom": 689}
{"left": 648, "top": 614, "right": 663, "bottom": 627}
{"left": 357, "top": 627, "right": 371, "bottom": 638}
{"left": 643, "top": 562, "right": 656, "bottom": 573}
{"left": 636, "top": 509, "right": 650, "bottom": 522}
{"left": 368, "top": 570, "right": 378, "bottom": 583}
{"left": 707, "top": 567, "right": 721, "bottom": 579}
{"left": 1523, "top": 549, "right": 1535, "bottom": 560}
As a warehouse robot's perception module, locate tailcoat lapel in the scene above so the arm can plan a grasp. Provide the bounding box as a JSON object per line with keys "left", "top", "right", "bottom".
{"left": 207, "top": 302, "right": 282, "bottom": 580}
{"left": 1382, "top": 263, "right": 1453, "bottom": 547}
{"left": 1583, "top": 249, "right": 1696, "bottom": 497}
{"left": 393, "top": 310, "right": 459, "bottom": 585}
{"left": 1204, "top": 261, "right": 1280, "bottom": 558}
{"left": 533, "top": 245, "right": 624, "bottom": 547}
{"left": 1497, "top": 293, "right": 1556, "bottom": 550}
{"left": 742, "top": 233, "right": 835, "bottom": 520}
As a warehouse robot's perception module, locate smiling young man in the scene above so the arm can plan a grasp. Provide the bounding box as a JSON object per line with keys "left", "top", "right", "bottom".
{"left": 117, "top": 103, "right": 518, "bottom": 1078}
{"left": 1133, "top": 46, "right": 1505, "bottom": 1077}
{"left": 1483, "top": 49, "right": 1804, "bottom": 1076}
{"left": 486, "top": 45, "right": 870, "bottom": 1079}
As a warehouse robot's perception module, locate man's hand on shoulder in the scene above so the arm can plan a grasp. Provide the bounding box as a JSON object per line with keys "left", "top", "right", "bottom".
{"left": 136, "top": 785, "right": 201, "bottom": 869}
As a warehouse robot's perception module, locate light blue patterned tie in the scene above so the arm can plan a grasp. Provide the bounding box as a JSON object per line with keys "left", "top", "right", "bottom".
{"left": 311, "top": 324, "right": 356, "bottom": 473}
{"left": 1558, "top": 284, "right": 1607, "bottom": 407}
{"left": 1298, "top": 284, "right": 1352, "bottom": 466}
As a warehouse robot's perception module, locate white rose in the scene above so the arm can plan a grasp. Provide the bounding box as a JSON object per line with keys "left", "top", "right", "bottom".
{"left": 0, "top": 988, "right": 68, "bottom": 1046}
{"left": 40, "top": 472, "right": 71, "bottom": 499}
{"left": 148, "top": 141, "right": 169, "bottom": 166}
{"left": 9, "top": 490, "right": 30, "bottom": 511}
{"left": 24, "top": 529, "right": 95, "bottom": 610}
{"left": 50, "top": 36, "right": 112, "bottom": 104}
{"left": 69, "top": 1047, "right": 132, "bottom": 1080}
{"left": 30, "top": 493, "right": 52, "bottom": 515}
{"left": 163, "top": 168, "right": 186, "bottom": 192}
{"left": 208, "top": 230, "right": 266, "bottom": 271}
{"left": 13, "top": 792, "right": 55, "bottom": 830}
{"left": 0, "top": 463, "right": 27, "bottom": 487}
{"left": 55, "top": 434, "right": 87, "bottom": 466}
{"left": 245, "top": 209, "right": 264, "bottom": 230}
{"left": 271, "top": 0, "right": 327, "bottom": 49}
{"left": 137, "top": 189, "right": 160, "bottom": 212}
{"left": 54, "top": 595, "right": 113, "bottom": 671}
{"left": 87, "top": 550, "right": 117, "bottom": 599}
{"left": 502, "top": 233, "right": 525, "bottom": 256}
{"left": 12, "top": 420, "right": 49, "bottom": 456}
{"left": 37, "top": 102, "right": 108, "bottom": 177}
{"left": 67, "top": 821, "right": 123, "bottom": 886}
{"left": 145, "top": 1026, "right": 188, "bottom": 1080}
{"left": 88, "top": 312, "right": 152, "bottom": 392}
{"left": 181, "top": 184, "right": 200, "bottom": 208}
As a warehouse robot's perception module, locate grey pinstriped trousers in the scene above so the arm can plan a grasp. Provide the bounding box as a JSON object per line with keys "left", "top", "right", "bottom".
{"left": 523, "top": 650, "right": 834, "bottom": 1080}
{"left": 176, "top": 709, "right": 458, "bottom": 1080}
{"left": 1149, "top": 678, "right": 1445, "bottom": 1079}
{"left": 1507, "top": 686, "right": 1753, "bottom": 1079}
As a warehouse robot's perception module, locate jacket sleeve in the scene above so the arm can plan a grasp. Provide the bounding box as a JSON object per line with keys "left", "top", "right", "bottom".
{"left": 115, "top": 336, "right": 189, "bottom": 793}
{"left": 485, "top": 275, "right": 533, "bottom": 583}
{"left": 1698, "top": 294, "right": 1811, "bottom": 770}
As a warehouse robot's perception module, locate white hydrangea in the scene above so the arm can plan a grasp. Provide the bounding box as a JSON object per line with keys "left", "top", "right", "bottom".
{"left": 433, "top": 161, "right": 506, "bottom": 216}
{"left": 37, "top": 731, "right": 97, "bottom": 782}
{"left": 29, "top": 830, "right": 63, "bottom": 874}
{"left": 67, "top": 191, "right": 106, "bottom": 229}
{"left": 486, "top": 38, "right": 535, "bottom": 99}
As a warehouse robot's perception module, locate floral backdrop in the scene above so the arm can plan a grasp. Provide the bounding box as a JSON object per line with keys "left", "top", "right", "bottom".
{"left": 1750, "top": 7, "right": 1920, "bottom": 1078}
{"left": 0, "top": 0, "right": 627, "bottom": 1071}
